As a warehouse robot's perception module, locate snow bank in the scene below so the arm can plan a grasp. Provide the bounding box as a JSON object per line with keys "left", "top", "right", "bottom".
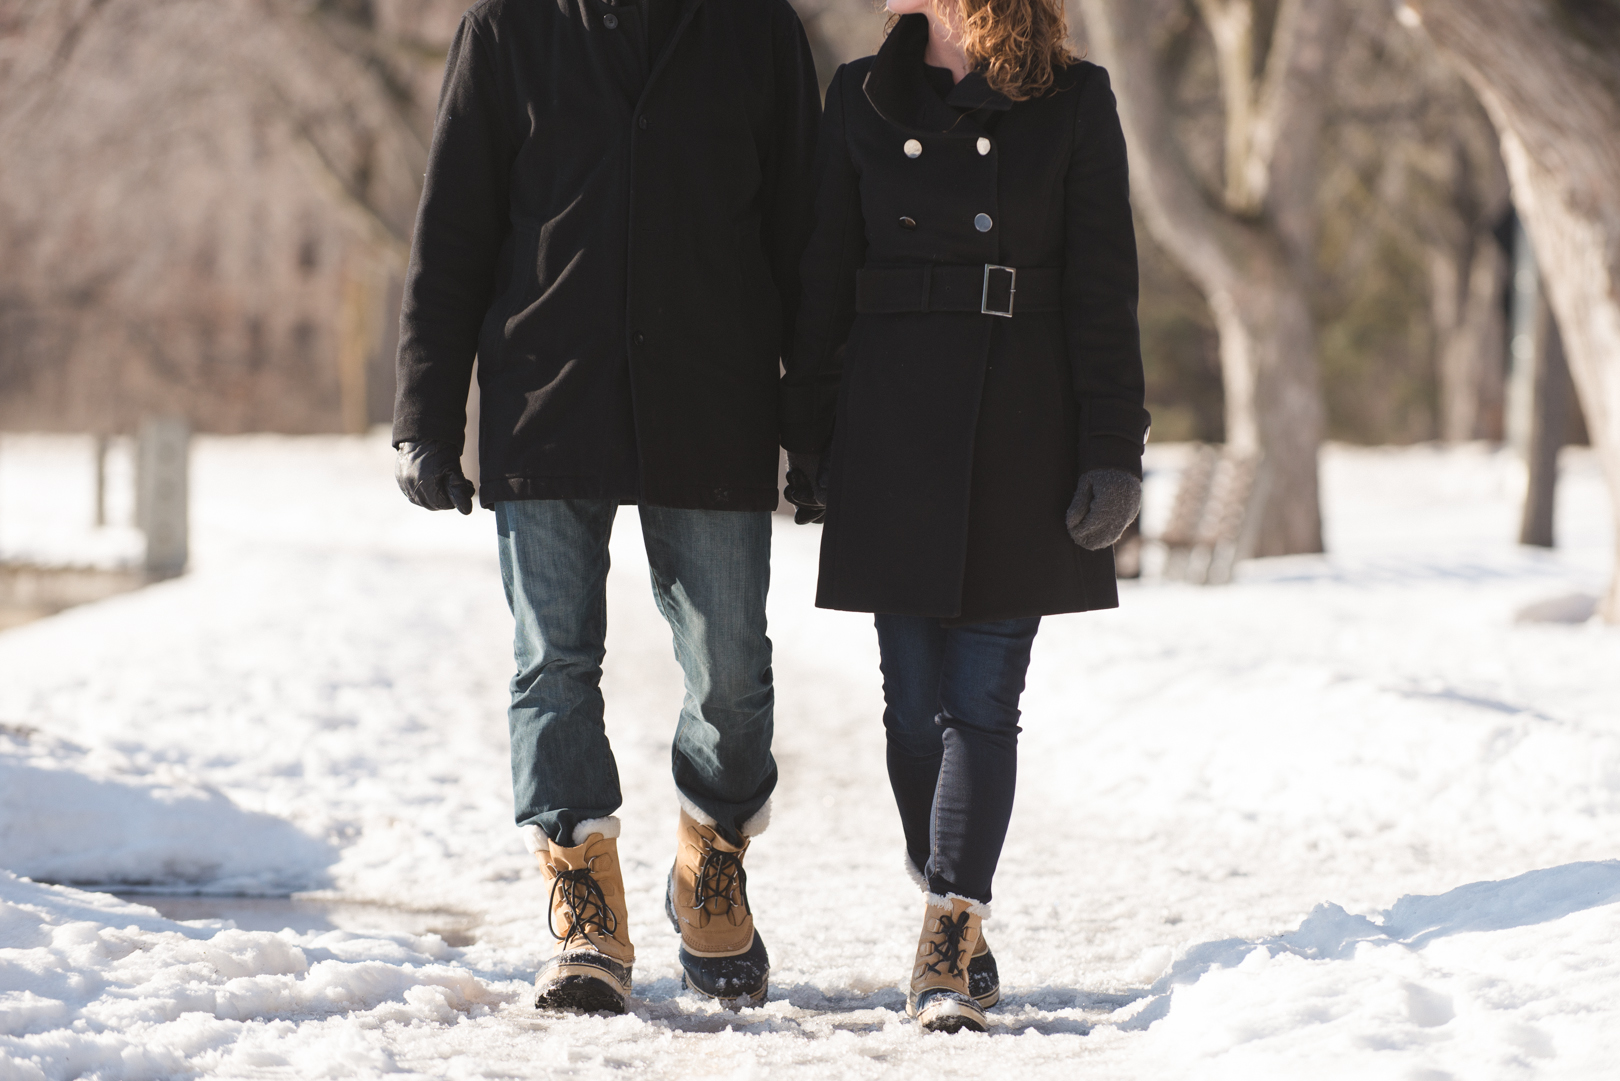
{"left": 1131, "top": 864, "right": 1620, "bottom": 1077}
{"left": 1, "top": 727, "right": 335, "bottom": 892}
{"left": 0, "top": 872, "right": 502, "bottom": 1080}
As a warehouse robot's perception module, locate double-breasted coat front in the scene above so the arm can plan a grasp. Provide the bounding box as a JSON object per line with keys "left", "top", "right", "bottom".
{"left": 781, "top": 15, "right": 1151, "bottom": 624}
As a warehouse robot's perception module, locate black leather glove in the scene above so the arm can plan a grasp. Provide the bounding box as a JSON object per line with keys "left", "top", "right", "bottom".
{"left": 1066, "top": 468, "right": 1141, "bottom": 550}
{"left": 396, "top": 440, "right": 475, "bottom": 514}
{"left": 784, "top": 450, "right": 829, "bottom": 525}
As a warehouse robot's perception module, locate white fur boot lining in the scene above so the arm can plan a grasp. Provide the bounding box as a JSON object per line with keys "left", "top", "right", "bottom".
{"left": 903, "top": 854, "right": 929, "bottom": 893}
{"left": 520, "top": 816, "right": 621, "bottom": 853}
{"left": 571, "top": 815, "right": 621, "bottom": 845}
{"left": 677, "top": 794, "right": 772, "bottom": 838}
{"left": 925, "top": 891, "right": 992, "bottom": 920}
{"left": 741, "top": 798, "right": 772, "bottom": 837}
{"left": 677, "top": 792, "right": 717, "bottom": 827}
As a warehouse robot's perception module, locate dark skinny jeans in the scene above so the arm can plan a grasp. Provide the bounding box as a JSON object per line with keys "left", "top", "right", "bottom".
{"left": 875, "top": 613, "right": 1041, "bottom": 904}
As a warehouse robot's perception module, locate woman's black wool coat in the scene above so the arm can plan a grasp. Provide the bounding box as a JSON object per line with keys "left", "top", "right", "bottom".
{"left": 393, "top": 0, "right": 819, "bottom": 510}
{"left": 781, "top": 15, "right": 1151, "bottom": 624}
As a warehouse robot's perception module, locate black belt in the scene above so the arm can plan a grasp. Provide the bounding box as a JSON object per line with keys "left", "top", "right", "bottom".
{"left": 855, "top": 264, "right": 1062, "bottom": 318}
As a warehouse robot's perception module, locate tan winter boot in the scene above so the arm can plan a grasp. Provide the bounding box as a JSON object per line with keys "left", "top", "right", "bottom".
{"left": 907, "top": 895, "right": 989, "bottom": 1032}
{"left": 664, "top": 807, "right": 770, "bottom": 1006}
{"left": 906, "top": 855, "right": 1000, "bottom": 1009}
{"left": 532, "top": 818, "right": 635, "bottom": 1013}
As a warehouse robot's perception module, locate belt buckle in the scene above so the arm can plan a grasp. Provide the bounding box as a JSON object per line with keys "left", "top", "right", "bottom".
{"left": 981, "top": 264, "right": 1016, "bottom": 317}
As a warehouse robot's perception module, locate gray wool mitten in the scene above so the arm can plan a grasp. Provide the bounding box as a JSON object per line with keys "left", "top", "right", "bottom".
{"left": 1066, "top": 468, "right": 1142, "bottom": 550}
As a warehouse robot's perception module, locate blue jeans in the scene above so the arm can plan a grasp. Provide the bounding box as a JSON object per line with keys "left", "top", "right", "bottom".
{"left": 875, "top": 613, "right": 1041, "bottom": 904}
{"left": 495, "top": 500, "right": 776, "bottom": 847}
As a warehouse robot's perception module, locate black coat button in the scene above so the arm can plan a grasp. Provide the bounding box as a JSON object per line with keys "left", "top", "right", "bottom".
{"left": 638, "top": 115, "right": 648, "bottom": 129}
{"left": 603, "top": 12, "right": 618, "bottom": 28}
{"left": 899, "top": 216, "right": 917, "bottom": 229}
{"left": 633, "top": 331, "right": 646, "bottom": 346}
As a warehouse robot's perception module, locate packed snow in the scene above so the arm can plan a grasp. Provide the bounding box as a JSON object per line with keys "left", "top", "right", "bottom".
{"left": 1, "top": 432, "right": 1616, "bottom": 1079}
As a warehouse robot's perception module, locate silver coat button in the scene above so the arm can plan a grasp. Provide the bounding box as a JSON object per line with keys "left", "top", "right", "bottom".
{"left": 603, "top": 12, "right": 618, "bottom": 27}
{"left": 974, "top": 213, "right": 993, "bottom": 232}
{"left": 977, "top": 137, "right": 991, "bottom": 155}
{"left": 904, "top": 139, "right": 922, "bottom": 159}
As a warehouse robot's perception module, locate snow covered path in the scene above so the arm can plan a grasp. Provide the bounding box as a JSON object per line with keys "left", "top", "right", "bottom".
{"left": 2, "top": 435, "right": 1618, "bottom": 1079}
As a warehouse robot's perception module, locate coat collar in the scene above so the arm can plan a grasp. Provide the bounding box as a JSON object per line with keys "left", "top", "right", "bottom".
{"left": 862, "top": 14, "right": 1013, "bottom": 136}
{"left": 569, "top": 0, "right": 706, "bottom": 55}
{"left": 643, "top": 0, "right": 706, "bottom": 96}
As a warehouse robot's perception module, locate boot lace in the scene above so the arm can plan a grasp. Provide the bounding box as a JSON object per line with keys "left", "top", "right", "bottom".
{"left": 922, "top": 910, "right": 972, "bottom": 979}
{"left": 548, "top": 863, "right": 617, "bottom": 943}
{"left": 691, "top": 841, "right": 749, "bottom": 916}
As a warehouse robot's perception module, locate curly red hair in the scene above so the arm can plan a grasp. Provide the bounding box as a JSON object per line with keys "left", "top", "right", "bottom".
{"left": 896, "top": 0, "right": 1077, "bottom": 101}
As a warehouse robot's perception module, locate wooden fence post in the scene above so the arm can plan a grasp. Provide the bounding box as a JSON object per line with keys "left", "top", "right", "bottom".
{"left": 94, "top": 434, "right": 110, "bottom": 528}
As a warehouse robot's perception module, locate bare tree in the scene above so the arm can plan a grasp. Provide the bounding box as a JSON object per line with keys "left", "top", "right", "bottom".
{"left": 1430, "top": 221, "right": 1508, "bottom": 443}
{"left": 1415, "top": 92, "right": 1510, "bottom": 443}
{"left": 1407, "top": 0, "right": 1620, "bottom": 620}
{"left": 0, "top": 0, "right": 440, "bottom": 434}
{"left": 1308, "top": 1, "right": 1510, "bottom": 445}
{"left": 1077, "top": 0, "right": 1338, "bottom": 556}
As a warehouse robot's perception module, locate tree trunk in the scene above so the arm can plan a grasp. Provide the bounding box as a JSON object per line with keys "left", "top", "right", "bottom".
{"left": 1423, "top": 86, "right": 1511, "bottom": 445}
{"left": 1520, "top": 292, "right": 1572, "bottom": 548}
{"left": 1206, "top": 270, "right": 1324, "bottom": 555}
{"left": 1409, "top": 0, "right": 1620, "bottom": 620}
{"left": 1432, "top": 233, "right": 1508, "bottom": 442}
{"left": 1079, "top": 0, "right": 1330, "bottom": 556}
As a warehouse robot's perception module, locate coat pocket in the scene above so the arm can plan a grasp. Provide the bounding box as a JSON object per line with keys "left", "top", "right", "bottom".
{"left": 499, "top": 221, "right": 543, "bottom": 340}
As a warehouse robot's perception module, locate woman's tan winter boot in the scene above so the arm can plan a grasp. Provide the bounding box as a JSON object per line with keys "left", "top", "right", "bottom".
{"left": 532, "top": 818, "right": 635, "bottom": 1013}
{"left": 907, "top": 855, "right": 1000, "bottom": 1009}
{"left": 664, "top": 807, "right": 770, "bottom": 1006}
{"left": 908, "top": 895, "right": 989, "bottom": 1032}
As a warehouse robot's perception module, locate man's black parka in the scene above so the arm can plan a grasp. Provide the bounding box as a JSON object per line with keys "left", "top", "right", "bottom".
{"left": 782, "top": 15, "right": 1151, "bottom": 623}
{"left": 394, "top": 0, "right": 820, "bottom": 510}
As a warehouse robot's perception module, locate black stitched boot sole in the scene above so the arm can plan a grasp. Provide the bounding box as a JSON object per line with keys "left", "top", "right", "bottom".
{"left": 665, "top": 874, "right": 770, "bottom": 1007}
{"left": 534, "top": 951, "right": 632, "bottom": 1014}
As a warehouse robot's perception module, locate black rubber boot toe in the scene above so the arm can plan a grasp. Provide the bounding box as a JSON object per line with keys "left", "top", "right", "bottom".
{"left": 665, "top": 876, "right": 770, "bottom": 1006}
{"left": 533, "top": 950, "right": 632, "bottom": 1014}
{"left": 677, "top": 933, "right": 770, "bottom": 1006}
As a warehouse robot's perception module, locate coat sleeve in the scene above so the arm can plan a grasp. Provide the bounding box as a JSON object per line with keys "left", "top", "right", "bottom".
{"left": 391, "top": 14, "right": 514, "bottom": 451}
{"left": 1062, "top": 66, "right": 1151, "bottom": 478}
{"left": 780, "top": 64, "right": 866, "bottom": 454}
{"left": 761, "top": 1, "right": 822, "bottom": 365}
